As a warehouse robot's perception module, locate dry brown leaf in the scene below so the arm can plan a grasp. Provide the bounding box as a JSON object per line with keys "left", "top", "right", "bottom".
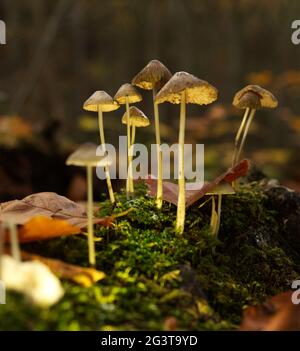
{"left": 20, "top": 251, "right": 105, "bottom": 287}
{"left": 145, "top": 159, "right": 249, "bottom": 207}
{"left": 0, "top": 192, "right": 113, "bottom": 228}
{"left": 18, "top": 216, "right": 81, "bottom": 243}
{"left": 240, "top": 291, "right": 300, "bottom": 331}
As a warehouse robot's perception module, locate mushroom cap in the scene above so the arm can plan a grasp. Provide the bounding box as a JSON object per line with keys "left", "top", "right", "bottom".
{"left": 234, "top": 91, "right": 262, "bottom": 110}
{"left": 132, "top": 59, "right": 172, "bottom": 90}
{"left": 155, "top": 71, "right": 218, "bottom": 105}
{"left": 233, "top": 85, "right": 278, "bottom": 109}
{"left": 66, "top": 143, "right": 112, "bottom": 168}
{"left": 206, "top": 182, "right": 235, "bottom": 195}
{"left": 83, "top": 91, "right": 120, "bottom": 112}
{"left": 121, "top": 106, "right": 150, "bottom": 127}
{"left": 114, "top": 83, "right": 142, "bottom": 105}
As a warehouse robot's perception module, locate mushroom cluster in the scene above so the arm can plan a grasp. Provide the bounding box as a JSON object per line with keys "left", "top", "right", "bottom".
{"left": 65, "top": 59, "right": 278, "bottom": 263}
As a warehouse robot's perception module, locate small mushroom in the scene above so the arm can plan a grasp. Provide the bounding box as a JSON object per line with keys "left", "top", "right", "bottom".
{"left": 206, "top": 183, "right": 235, "bottom": 240}
{"left": 114, "top": 84, "right": 142, "bottom": 194}
{"left": 122, "top": 106, "right": 150, "bottom": 145}
{"left": 232, "top": 85, "right": 278, "bottom": 166}
{"left": 155, "top": 72, "right": 218, "bottom": 234}
{"left": 1, "top": 255, "right": 64, "bottom": 307}
{"left": 66, "top": 143, "right": 111, "bottom": 266}
{"left": 122, "top": 106, "right": 150, "bottom": 192}
{"left": 83, "top": 91, "right": 120, "bottom": 204}
{"left": 132, "top": 60, "right": 172, "bottom": 209}
{"left": 0, "top": 221, "right": 22, "bottom": 281}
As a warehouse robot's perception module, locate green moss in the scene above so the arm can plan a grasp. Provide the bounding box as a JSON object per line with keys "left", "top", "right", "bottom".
{"left": 0, "top": 181, "right": 299, "bottom": 330}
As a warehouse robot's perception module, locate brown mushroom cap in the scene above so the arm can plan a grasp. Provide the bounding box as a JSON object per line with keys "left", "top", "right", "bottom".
{"left": 235, "top": 92, "right": 262, "bottom": 110}
{"left": 114, "top": 83, "right": 142, "bottom": 105}
{"left": 83, "top": 91, "right": 120, "bottom": 112}
{"left": 233, "top": 85, "right": 278, "bottom": 109}
{"left": 155, "top": 71, "right": 218, "bottom": 105}
{"left": 121, "top": 106, "right": 150, "bottom": 127}
{"left": 66, "top": 143, "right": 112, "bottom": 168}
{"left": 132, "top": 59, "right": 172, "bottom": 90}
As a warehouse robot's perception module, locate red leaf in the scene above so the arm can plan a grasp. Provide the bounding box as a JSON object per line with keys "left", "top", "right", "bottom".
{"left": 145, "top": 159, "right": 249, "bottom": 207}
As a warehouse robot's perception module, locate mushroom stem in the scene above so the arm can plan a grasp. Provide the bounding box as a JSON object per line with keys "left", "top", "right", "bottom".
{"left": 236, "top": 108, "right": 256, "bottom": 162}
{"left": 8, "top": 221, "right": 21, "bottom": 262}
{"left": 98, "top": 108, "right": 115, "bottom": 204}
{"left": 125, "top": 97, "right": 133, "bottom": 194}
{"left": 176, "top": 91, "right": 186, "bottom": 234}
{"left": 210, "top": 195, "right": 216, "bottom": 233}
{"left": 87, "top": 165, "right": 96, "bottom": 266}
{"left": 215, "top": 194, "right": 222, "bottom": 238}
{"left": 232, "top": 107, "right": 250, "bottom": 166}
{"left": 131, "top": 125, "right": 136, "bottom": 145}
{"left": 153, "top": 90, "right": 163, "bottom": 209}
{"left": 126, "top": 125, "right": 136, "bottom": 194}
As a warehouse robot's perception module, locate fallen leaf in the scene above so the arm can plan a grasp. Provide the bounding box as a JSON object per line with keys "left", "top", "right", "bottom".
{"left": 145, "top": 159, "right": 249, "bottom": 207}
{"left": 0, "top": 192, "right": 113, "bottom": 228}
{"left": 18, "top": 216, "right": 81, "bottom": 243}
{"left": 20, "top": 251, "right": 106, "bottom": 287}
{"left": 240, "top": 291, "right": 300, "bottom": 331}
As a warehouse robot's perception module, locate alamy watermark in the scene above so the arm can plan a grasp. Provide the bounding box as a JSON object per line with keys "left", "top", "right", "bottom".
{"left": 291, "top": 280, "right": 300, "bottom": 304}
{"left": 291, "top": 20, "right": 300, "bottom": 45}
{"left": 0, "top": 280, "right": 5, "bottom": 304}
{"left": 95, "top": 137, "right": 204, "bottom": 185}
{"left": 0, "top": 20, "right": 6, "bottom": 45}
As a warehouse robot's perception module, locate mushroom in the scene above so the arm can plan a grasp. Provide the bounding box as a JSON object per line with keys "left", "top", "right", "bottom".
{"left": 0, "top": 221, "right": 22, "bottom": 282}
{"left": 121, "top": 106, "right": 150, "bottom": 145}
{"left": 83, "top": 91, "right": 120, "bottom": 204}
{"left": 121, "top": 106, "right": 150, "bottom": 192}
{"left": 114, "top": 84, "right": 142, "bottom": 194}
{"left": 206, "top": 183, "right": 235, "bottom": 240}
{"left": 1, "top": 255, "right": 64, "bottom": 307}
{"left": 232, "top": 85, "right": 278, "bottom": 166}
{"left": 132, "top": 60, "right": 172, "bottom": 208}
{"left": 155, "top": 72, "right": 218, "bottom": 234}
{"left": 66, "top": 143, "right": 111, "bottom": 266}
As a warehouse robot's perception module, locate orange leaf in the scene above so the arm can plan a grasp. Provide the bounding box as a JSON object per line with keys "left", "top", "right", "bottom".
{"left": 18, "top": 216, "right": 81, "bottom": 243}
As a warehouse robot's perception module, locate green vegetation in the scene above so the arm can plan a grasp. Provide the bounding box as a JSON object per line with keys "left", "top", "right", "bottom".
{"left": 0, "top": 182, "right": 298, "bottom": 331}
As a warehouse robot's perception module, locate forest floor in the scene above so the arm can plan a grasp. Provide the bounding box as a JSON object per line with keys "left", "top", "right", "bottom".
{"left": 0, "top": 180, "right": 299, "bottom": 331}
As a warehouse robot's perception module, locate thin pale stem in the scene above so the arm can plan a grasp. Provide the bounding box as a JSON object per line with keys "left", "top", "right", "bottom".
{"left": 98, "top": 108, "right": 115, "bottom": 204}
{"left": 131, "top": 125, "right": 136, "bottom": 146}
{"left": 153, "top": 90, "right": 163, "bottom": 209}
{"left": 232, "top": 107, "right": 250, "bottom": 166}
{"left": 176, "top": 91, "right": 186, "bottom": 234}
{"left": 215, "top": 194, "right": 222, "bottom": 239}
{"left": 87, "top": 165, "right": 96, "bottom": 267}
{"left": 210, "top": 196, "right": 216, "bottom": 229}
{"left": 8, "top": 221, "right": 20, "bottom": 262}
{"left": 125, "top": 98, "right": 133, "bottom": 193}
{"left": 236, "top": 108, "right": 256, "bottom": 162}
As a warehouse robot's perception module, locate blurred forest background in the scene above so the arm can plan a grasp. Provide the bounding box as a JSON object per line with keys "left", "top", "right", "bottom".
{"left": 0, "top": 0, "right": 300, "bottom": 201}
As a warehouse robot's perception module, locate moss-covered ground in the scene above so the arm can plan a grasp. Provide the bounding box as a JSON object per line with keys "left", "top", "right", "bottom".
{"left": 0, "top": 182, "right": 299, "bottom": 331}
